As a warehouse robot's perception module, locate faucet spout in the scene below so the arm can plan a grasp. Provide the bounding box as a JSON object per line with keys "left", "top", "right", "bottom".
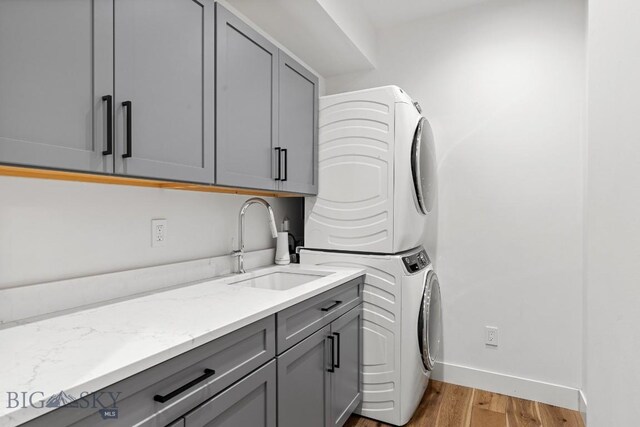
{"left": 233, "top": 198, "right": 279, "bottom": 274}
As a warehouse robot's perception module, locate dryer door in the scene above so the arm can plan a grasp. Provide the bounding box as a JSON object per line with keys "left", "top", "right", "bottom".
{"left": 418, "top": 270, "right": 442, "bottom": 371}
{"left": 411, "top": 117, "right": 437, "bottom": 215}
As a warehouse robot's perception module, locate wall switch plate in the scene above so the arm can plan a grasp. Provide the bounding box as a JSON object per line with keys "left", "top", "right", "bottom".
{"left": 151, "top": 219, "right": 167, "bottom": 248}
{"left": 485, "top": 326, "right": 499, "bottom": 347}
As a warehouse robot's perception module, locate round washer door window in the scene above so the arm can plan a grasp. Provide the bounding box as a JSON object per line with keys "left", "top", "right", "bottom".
{"left": 411, "top": 117, "right": 437, "bottom": 215}
{"left": 418, "top": 270, "right": 442, "bottom": 371}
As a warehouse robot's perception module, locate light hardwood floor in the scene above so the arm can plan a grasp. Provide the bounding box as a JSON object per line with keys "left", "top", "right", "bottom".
{"left": 344, "top": 380, "right": 584, "bottom": 427}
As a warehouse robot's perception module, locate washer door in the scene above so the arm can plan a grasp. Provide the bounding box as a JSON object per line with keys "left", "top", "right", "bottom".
{"left": 411, "top": 117, "right": 437, "bottom": 215}
{"left": 418, "top": 270, "right": 442, "bottom": 371}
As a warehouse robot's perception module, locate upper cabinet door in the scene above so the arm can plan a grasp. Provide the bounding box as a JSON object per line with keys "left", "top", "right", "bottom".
{"left": 278, "top": 53, "right": 319, "bottom": 195}
{"left": 216, "top": 4, "right": 279, "bottom": 191}
{"left": 113, "top": 0, "right": 214, "bottom": 184}
{"left": 0, "top": 0, "right": 114, "bottom": 173}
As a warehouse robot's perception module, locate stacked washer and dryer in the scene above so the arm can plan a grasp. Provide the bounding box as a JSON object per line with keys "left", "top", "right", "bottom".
{"left": 301, "top": 86, "right": 442, "bottom": 426}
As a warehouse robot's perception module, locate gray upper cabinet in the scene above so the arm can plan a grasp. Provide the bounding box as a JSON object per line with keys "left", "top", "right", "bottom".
{"left": 278, "top": 52, "right": 319, "bottom": 195}
{"left": 330, "top": 306, "right": 363, "bottom": 427}
{"left": 0, "top": 0, "right": 114, "bottom": 174}
{"left": 1, "top": 0, "right": 317, "bottom": 194}
{"left": 215, "top": 4, "right": 279, "bottom": 191}
{"left": 114, "top": 0, "right": 214, "bottom": 184}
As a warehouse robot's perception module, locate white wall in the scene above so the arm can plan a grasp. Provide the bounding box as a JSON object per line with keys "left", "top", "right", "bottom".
{"left": 0, "top": 0, "right": 316, "bottom": 291}
{"left": 585, "top": 0, "right": 640, "bottom": 425}
{"left": 326, "top": 0, "right": 586, "bottom": 405}
{"left": 0, "top": 176, "right": 302, "bottom": 289}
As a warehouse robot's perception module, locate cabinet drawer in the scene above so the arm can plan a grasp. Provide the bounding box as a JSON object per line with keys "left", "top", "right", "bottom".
{"left": 25, "top": 316, "right": 275, "bottom": 427}
{"left": 183, "top": 360, "right": 276, "bottom": 427}
{"left": 276, "top": 277, "right": 363, "bottom": 354}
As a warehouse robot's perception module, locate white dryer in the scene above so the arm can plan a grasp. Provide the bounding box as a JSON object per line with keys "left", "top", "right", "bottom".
{"left": 301, "top": 247, "right": 442, "bottom": 426}
{"left": 305, "top": 85, "right": 437, "bottom": 254}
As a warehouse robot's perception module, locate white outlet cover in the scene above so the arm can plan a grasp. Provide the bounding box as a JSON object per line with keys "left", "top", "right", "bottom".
{"left": 151, "top": 219, "right": 167, "bottom": 248}
{"left": 485, "top": 326, "right": 499, "bottom": 347}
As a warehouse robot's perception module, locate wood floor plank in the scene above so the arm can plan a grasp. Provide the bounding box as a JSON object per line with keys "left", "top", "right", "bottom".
{"left": 470, "top": 407, "right": 507, "bottom": 427}
{"left": 506, "top": 396, "right": 543, "bottom": 427}
{"left": 407, "top": 379, "right": 447, "bottom": 425}
{"left": 537, "top": 402, "right": 583, "bottom": 427}
{"left": 345, "top": 380, "right": 583, "bottom": 427}
{"left": 473, "top": 389, "right": 509, "bottom": 414}
{"left": 434, "top": 383, "right": 474, "bottom": 427}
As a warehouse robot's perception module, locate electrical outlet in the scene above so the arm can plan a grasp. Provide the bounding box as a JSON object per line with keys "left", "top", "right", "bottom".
{"left": 485, "top": 326, "right": 499, "bottom": 347}
{"left": 151, "top": 219, "right": 167, "bottom": 248}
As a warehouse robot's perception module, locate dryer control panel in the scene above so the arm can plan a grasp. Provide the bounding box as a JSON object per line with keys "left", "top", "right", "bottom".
{"left": 402, "top": 249, "right": 430, "bottom": 273}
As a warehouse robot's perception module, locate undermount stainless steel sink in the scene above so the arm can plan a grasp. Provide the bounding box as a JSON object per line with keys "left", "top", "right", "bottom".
{"left": 228, "top": 270, "right": 330, "bottom": 291}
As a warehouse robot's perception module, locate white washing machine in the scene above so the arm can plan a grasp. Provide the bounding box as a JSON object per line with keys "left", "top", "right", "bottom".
{"left": 305, "top": 85, "right": 437, "bottom": 255}
{"left": 301, "top": 247, "right": 442, "bottom": 426}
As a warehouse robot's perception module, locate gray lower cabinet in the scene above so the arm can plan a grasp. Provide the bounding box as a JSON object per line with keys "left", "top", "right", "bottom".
{"left": 276, "top": 279, "right": 362, "bottom": 353}
{"left": 113, "top": 0, "right": 214, "bottom": 183}
{"left": 23, "top": 316, "right": 275, "bottom": 427}
{"left": 23, "top": 278, "right": 363, "bottom": 427}
{"left": 277, "top": 305, "right": 363, "bottom": 427}
{"left": 167, "top": 419, "right": 185, "bottom": 427}
{"left": 183, "top": 360, "right": 276, "bottom": 427}
{"left": 0, "top": 0, "right": 113, "bottom": 174}
{"left": 330, "top": 306, "right": 362, "bottom": 427}
{"left": 277, "top": 326, "right": 332, "bottom": 427}
{"left": 215, "top": 3, "right": 279, "bottom": 191}
{"left": 278, "top": 52, "right": 319, "bottom": 195}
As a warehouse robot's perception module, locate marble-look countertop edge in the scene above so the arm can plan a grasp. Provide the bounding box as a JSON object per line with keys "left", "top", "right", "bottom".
{"left": 0, "top": 266, "right": 365, "bottom": 427}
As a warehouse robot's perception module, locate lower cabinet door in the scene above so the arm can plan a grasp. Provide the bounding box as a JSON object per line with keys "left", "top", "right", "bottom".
{"left": 166, "top": 418, "right": 185, "bottom": 427}
{"left": 330, "top": 306, "right": 363, "bottom": 427}
{"left": 277, "top": 325, "right": 331, "bottom": 427}
{"left": 183, "top": 360, "right": 276, "bottom": 427}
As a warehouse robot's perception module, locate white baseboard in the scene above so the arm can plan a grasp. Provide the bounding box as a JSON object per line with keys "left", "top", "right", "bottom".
{"left": 431, "top": 362, "right": 581, "bottom": 411}
{"left": 579, "top": 390, "right": 587, "bottom": 425}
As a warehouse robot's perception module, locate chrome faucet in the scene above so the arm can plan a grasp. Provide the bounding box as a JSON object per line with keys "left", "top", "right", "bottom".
{"left": 231, "top": 198, "right": 279, "bottom": 274}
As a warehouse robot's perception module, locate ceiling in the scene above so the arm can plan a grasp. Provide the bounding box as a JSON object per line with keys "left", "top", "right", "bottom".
{"left": 226, "top": 0, "right": 376, "bottom": 77}
{"left": 351, "top": 0, "right": 494, "bottom": 29}
{"left": 224, "top": 0, "right": 494, "bottom": 78}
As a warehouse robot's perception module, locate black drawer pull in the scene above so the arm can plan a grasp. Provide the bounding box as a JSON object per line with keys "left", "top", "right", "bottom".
{"left": 274, "top": 147, "right": 281, "bottom": 180}
{"left": 153, "top": 369, "right": 215, "bottom": 404}
{"left": 320, "top": 300, "right": 342, "bottom": 312}
{"left": 101, "top": 95, "right": 113, "bottom": 155}
{"left": 281, "top": 148, "right": 288, "bottom": 181}
{"left": 327, "top": 335, "right": 335, "bottom": 373}
{"left": 122, "top": 101, "right": 132, "bottom": 158}
{"left": 333, "top": 332, "right": 340, "bottom": 368}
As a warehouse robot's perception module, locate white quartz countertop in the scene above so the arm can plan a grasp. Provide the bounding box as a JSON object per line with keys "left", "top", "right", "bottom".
{"left": 0, "top": 264, "right": 364, "bottom": 426}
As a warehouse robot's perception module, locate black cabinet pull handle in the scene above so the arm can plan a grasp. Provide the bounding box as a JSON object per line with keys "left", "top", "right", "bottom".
{"left": 281, "top": 148, "right": 288, "bottom": 181}
{"left": 101, "top": 95, "right": 113, "bottom": 156}
{"left": 274, "top": 147, "right": 281, "bottom": 180}
{"left": 320, "top": 300, "right": 342, "bottom": 312}
{"left": 327, "top": 336, "right": 335, "bottom": 373}
{"left": 122, "top": 101, "right": 132, "bottom": 158}
{"left": 333, "top": 332, "right": 340, "bottom": 368}
{"left": 153, "top": 369, "right": 215, "bottom": 404}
